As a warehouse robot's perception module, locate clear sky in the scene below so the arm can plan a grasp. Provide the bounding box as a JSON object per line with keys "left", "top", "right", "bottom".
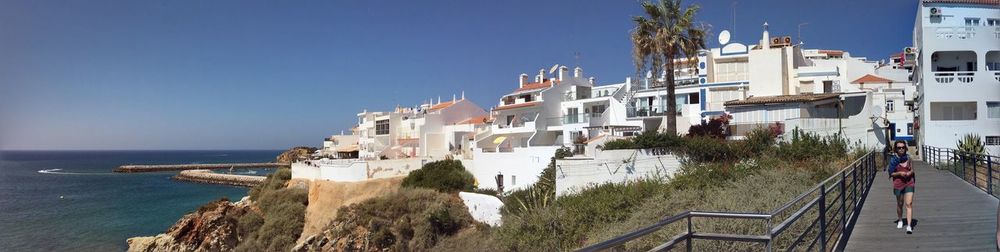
{"left": 0, "top": 0, "right": 918, "bottom": 150}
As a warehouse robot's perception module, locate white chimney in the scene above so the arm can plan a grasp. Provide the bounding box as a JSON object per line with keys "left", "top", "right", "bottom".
{"left": 761, "top": 22, "right": 770, "bottom": 48}
{"left": 558, "top": 66, "right": 569, "bottom": 81}
{"left": 536, "top": 68, "right": 545, "bottom": 82}
{"left": 588, "top": 77, "right": 595, "bottom": 84}
{"left": 519, "top": 73, "right": 529, "bottom": 88}
{"left": 574, "top": 67, "right": 583, "bottom": 78}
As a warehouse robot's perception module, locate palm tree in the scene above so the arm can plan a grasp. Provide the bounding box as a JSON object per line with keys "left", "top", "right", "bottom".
{"left": 631, "top": 0, "right": 707, "bottom": 135}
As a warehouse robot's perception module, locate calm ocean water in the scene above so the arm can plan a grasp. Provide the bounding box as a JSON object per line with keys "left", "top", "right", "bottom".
{"left": 0, "top": 150, "right": 281, "bottom": 251}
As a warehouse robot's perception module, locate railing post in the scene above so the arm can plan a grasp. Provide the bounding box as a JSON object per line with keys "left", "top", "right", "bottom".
{"left": 840, "top": 171, "right": 847, "bottom": 229}
{"left": 686, "top": 215, "right": 692, "bottom": 252}
{"left": 990, "top": 156, "right": 994, "bottom": 196}
{"left": 973, "top": 154, "right": 979, "bottom": 189}
{"left": 853, "top": 164, "right": 859, "bottom": 209}
{"left": 819, "top": 184, "right": 827, "bottom": 251}
{"left": 962, "top": 152, "right": 968, "bottom": 181}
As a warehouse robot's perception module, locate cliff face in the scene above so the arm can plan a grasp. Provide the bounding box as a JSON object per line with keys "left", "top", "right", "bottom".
{"left": 127, "top": 198, "right": 254, "bottom": 252}
{"left": 276, "top": 146, "right": 317, "bottom": 163}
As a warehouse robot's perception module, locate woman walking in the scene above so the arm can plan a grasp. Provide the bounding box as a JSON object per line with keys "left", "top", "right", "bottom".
{"left": 889, "top": 140, "right": 915, "bottom": 234}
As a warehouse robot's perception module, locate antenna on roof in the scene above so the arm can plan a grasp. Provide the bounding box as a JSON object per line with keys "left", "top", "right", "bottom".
{"left": 548, "top": 64, "right": 560, "bottom": 75}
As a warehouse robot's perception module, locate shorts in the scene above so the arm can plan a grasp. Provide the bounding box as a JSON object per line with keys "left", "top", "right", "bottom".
{"left": 893, "top": 186, "right": 915, "bottom": 197}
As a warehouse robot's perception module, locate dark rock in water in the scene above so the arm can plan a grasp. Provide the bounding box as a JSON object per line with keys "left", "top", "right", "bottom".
{"left": 276, "top": 147, "right": 318, "bottom": 163}
{"left": 127, "top": 198, "right": 253, "bottom": 252}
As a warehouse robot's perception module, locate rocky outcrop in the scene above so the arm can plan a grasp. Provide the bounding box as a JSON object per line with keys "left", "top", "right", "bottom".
{"left": 127, "top": 197, "right": 255, "bottom": 252}
{"left": 277, "top": 147, "right": 318, "bottom": 163}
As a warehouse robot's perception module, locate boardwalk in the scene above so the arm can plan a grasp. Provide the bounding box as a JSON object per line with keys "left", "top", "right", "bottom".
{"left": 844, "top": 161, "right": 998, "bottom": 251}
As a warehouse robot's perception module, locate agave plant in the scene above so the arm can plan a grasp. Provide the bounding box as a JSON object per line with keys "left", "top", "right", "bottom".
{"left": 955, "top": 133, "right": 987, "bottom": 165}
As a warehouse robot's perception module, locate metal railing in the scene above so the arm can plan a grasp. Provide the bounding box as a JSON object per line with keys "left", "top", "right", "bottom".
{"left": 922, "top": 145, "right": 999, "bottom": 198}
{"left": 578, "top": 151, "right": 879, "bottom": 252}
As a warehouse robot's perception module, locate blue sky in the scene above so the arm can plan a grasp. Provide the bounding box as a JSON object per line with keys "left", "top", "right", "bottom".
{"left": 0, "top": 0, "right": 918, "bottom": 150}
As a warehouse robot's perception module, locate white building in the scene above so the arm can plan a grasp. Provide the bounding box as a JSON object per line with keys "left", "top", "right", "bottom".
{"left": 356, "top": 96, "right": 489, "bottom": 160}
{"left": 912, "top": 0, "right": 1000, "bottom": 154}
{"left": 470, "top": 66, "right": 639, "bottom": 192}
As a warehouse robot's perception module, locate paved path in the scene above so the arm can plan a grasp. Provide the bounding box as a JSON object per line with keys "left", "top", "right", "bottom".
{"left": 844, "top": 161, "right": 998, "bottom": 251}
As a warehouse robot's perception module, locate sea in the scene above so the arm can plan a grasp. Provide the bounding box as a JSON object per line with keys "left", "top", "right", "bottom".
{"left": 0, "top": 150, "right": 282, "bottom": 251}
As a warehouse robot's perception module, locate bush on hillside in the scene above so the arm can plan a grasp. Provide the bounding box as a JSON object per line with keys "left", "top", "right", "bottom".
{"left": 601, "top": 138, "right": 638, "bottom": 150}
{"left": 402, "top": 159, "right": 475, "bottom": 192}
{"left": 323, "top": 188, "right": 475, "bottom": 251}
{"left": 249, "top": 168, "right": 291, "bottom": 201}
{"left": 235, "top": 167, "right": 308, "bottom": 252}
{"left": 775, "top": 128, "right": 848, "bottom": 161}
{"left": 236, "top": 187, "right": 308, "bottom": 252}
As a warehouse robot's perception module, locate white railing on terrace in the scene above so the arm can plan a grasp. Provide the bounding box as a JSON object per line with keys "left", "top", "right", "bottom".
{"left": 933, "top": 71, "right": 975, "bottom": 84}
{"left": 714, "top": 72, "right": 748, "bottom": 83}
{"left": 935, "top": 26, "right": 976, "bottom": 40}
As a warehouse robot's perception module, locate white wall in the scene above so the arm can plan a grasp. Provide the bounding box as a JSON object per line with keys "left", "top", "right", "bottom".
{"left": 555, "top": 149, "right": 682, "bottom": 196}
{"left": 458, "top": 192, "right": 504, "bottom": 227}
{"left": 469, "top": 146, "right": 560, "bottom": 192}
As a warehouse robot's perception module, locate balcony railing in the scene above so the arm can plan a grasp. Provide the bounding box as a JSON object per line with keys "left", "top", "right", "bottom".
{"left": 933, "top": 71, "right": 975, "bottom": 84}
{"left": 935, "top": 26, "right": 976, "bottom": 40}
{"left": 627, "top": 106, "right": 683, "bottom": 118}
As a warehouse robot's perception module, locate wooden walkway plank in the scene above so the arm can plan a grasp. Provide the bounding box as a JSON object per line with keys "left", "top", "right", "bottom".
{"left": 844, "top": 161, "right": 998, "bottom": 251}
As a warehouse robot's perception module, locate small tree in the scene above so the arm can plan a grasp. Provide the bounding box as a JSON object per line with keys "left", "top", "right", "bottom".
{"left": 956, "top": 133, "right": 987, "bottom": 165}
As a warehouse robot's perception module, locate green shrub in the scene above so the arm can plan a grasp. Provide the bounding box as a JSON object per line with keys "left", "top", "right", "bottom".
{"left": 681, "top": 136, "right": 736, "bottom": 163}
{"left": 402, "top": 159, "right": 475, "bottom": 192}
{"left": 249, "top": 168, "right": 291, "bottom": 201}
{"left": 324, "top": 188, "right": 475, "bottom": 251}
{"left": 600, "top": 138, "right": 637, "bottom": 150}
{"left": 775, "top": 128, "right": 848, "bottom": 161}
{"left": 236, "top": 187, "right": 308, "bottom": 252}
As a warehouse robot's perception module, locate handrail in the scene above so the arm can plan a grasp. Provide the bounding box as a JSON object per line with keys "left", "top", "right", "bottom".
{"left": 577, "top": 151, "right": 879, "bottom": 252}
{"left": 922, "top": 145, "right": 999, "bottom": 198}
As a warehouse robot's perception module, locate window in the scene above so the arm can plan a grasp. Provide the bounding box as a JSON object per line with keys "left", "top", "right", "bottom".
{"left": 823, "top": 81, "right": 833, "bottom": 93}
{"left": 930, "top": 102, "right": 977, "bottom": 121}
{"left": 689, "top": 93, "right": 700, "bottom": 104}
{"left": 375, "top": 119, "right": 389, "bottom": 135}
{"left": 907, "top": 123, "right": 913, "bottom": 135}
{"left": 965, "top": 18, "right": 980, "bottom": 26}
{"left": 988, "top": 102, "right": 1000, "bottom": 119}
{"left": 987, "top": 136, "right": 1000, "bottom": 146}
{"left": 988, "top": 18, "right": 1000, "bottom": 27}
{"left": 886, "top": 99, "right": 895, "bottom": 113}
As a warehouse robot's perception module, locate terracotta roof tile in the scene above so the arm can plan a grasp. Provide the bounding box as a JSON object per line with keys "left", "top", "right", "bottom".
{"left": 851, "top": 74, "right": 895, "bottom": 84}
{"left": 494, "top": 101, "right": 541, "bottom": 111}
{"left": 428, "top": 101, "right": 457, "bottom": 112}
{"left": 456, "top": 115, "right": 492, "bottom": 125}
{"left": 514, "top": 80, "right": 556, "bottom": 93}
{"left": 818, "top": 50, "right": 844, "bottom": 57}
{"left": 724, "top": 93, "right": 840, "bottom": 106}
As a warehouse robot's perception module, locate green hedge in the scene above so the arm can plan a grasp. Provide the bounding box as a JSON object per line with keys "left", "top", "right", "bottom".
{"left": 402, "top": 159, "right": 476, "bottom": 193}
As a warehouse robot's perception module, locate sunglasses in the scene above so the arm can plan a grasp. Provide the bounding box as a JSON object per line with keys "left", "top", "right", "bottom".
{"left": 895, "top": 146, "right": 907, "bottom": 150}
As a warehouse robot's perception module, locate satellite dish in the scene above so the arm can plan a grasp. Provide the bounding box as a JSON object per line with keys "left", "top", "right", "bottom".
{"left": 872, "top": 106, "right": 883, "bottom": 119}
{"left": 719, "top": 30, "right": 731, "bottom": 45}
{"left": 549, "top": 64, "right": 561, "bottom": 74}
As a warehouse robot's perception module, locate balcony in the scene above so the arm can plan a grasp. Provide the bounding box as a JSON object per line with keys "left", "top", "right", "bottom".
{"left": 933, "top": 71, "right": 976, "bottom": 83}
{"left": 935, "top": 26, "right": 976, "bottom": 40}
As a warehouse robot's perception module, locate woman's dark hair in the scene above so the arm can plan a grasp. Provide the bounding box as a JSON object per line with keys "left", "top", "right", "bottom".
{"left": 894, "top": 140, "right": 907, "bottom": 149}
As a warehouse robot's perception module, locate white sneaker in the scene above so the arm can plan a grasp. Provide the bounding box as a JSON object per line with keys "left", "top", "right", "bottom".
{"left": 896, "top": 220, "right": 904, "bottom": 229}
{"left": 906, "top": 225, "right": 913, "bottom": 234}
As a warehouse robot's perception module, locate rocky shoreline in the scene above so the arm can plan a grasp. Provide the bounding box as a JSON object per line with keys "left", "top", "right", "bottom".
{"left": 127, "top": 197, "right": 255, "bottom": 252}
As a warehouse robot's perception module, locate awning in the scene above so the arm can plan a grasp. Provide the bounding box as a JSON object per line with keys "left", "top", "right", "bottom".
{"left": 493, "top": 136, "right": 508, "bottom": 145}
{"left": 336, "top": 145, "right": 359, "bottom": 153}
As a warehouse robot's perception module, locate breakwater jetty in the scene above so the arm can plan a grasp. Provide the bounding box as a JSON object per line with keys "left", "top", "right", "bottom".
{"left": 114, "top": 163, "right": 288, "bottom": 173}
{"left": 173, "top": 170, "right": 266, "bottom": 187}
